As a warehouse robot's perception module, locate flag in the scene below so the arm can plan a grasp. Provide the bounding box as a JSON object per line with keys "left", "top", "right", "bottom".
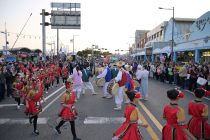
{"left": 59, "top": 46, "right": 62, "bottom": 54}
{"left": 62, "top": 46, "right": 67, "bottom": 55}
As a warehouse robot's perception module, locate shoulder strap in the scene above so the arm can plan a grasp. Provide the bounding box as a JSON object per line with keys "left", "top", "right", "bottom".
{"left": 84, "top": 69, "right": 88, "bottom": 77}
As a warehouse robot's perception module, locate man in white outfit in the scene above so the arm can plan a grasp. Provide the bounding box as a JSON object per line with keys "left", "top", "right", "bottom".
{"left": 96, "top": 64, "right": 113, "bottom": 99}
{"left": 113, "top": 61, "right": 127, "bottom": 111}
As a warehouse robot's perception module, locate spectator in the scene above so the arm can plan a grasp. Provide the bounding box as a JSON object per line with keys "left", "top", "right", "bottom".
{"left": 189, "top": 65, "right": 198, "bottom": 91}
{"left": 5, "top": 65, "right": 15, "bottom": 98}
{"left": 178, "top": 63, "right": 187, "bottom": 89}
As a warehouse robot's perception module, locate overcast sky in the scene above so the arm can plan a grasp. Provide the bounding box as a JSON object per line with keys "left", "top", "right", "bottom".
{"left": 0, "top": 0, "right": 209, "bottom": 55}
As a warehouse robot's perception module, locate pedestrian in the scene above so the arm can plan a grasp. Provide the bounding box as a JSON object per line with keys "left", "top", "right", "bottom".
{"left": 188, "top": 88, "right": 210, "bottom": 139}
{"left": 25, "top": 79, "right": 46, "bottom": 136}
{"left": 136, "top": 65, "right": 149, "bottom": 100}
{"left": 112, "top": 90, "right": 148, "bottom": 140}
{"left": 0, "top": 63, "right": 6, "bottom": 102}
{"left": 54, "top": 82, "right": 81, "bottom": 140}
{"left": 81, "top": 65, "right": 97, "bottom": 95}
{"left": 5, "top": 65, "right": 15, "bottom": 98}
{"left": 162, "top": 89, "right": 196, "bottom": 140}
{"left": 12, "top": 76, "right": 24, "bottom": 109}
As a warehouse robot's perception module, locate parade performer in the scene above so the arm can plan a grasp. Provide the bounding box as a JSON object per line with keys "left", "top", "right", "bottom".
{"left": 81, "top": 65, "right": 97, "bottom": 95}
{"left": 62, "top": 65, "right": 68, "bottom": 85}
{"left": 55, "top": 64, "right": 61, "bottom": 87}
{"left": 54, "top": 82, "right": 81, "bottom": 140}
{"left": 112, "top": 90, "right": 148, "bottom": 140}
{"left": 113, "top": 61, "right": 127, "bottom": 110}
{"left": 162, "top": 89, "right": 196, "bottom": 140}
{"left": 188, "top": 88, "right": 210, "bottom": 139}
{"left": 12, "top": 76, "right": 24, "bottom": 109}
{"left": 43, "top": 70, "right": 51, "bottom": 94}
{"left": 97, "top": 63, "right": 113, "bottom": 99}
{"left": 124, "top": 65, "right": 134, "bottom": 104}
{"left": 111, "top": 63, "right": 119, "bottom": 79}
{"left": 25, "top": 79, "right": 46, "bottom": 136}
{"left": 23, "top": 78, "right": 33, "bottom": 105}
{"left": 136, "top": 65, "right": 149, "bottom": 100}
{"left": 69, "top": 66, "right": 83, "bottom": 99}
{"left": 50, "top": 67, "right": 55, "bottom": 89}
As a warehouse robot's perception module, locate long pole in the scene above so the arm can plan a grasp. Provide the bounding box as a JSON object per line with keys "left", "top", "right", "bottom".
{"left": 57, "top": 29, "right": 59, "bottom": 60}
{"left": 92, "top": 45, "right": 93, "bottom": 62}
{"left": 42, "top": 9, "right": 46, "bottom": 61}
{"left": 73, "top": 35, "right": 74, "bottom": 55}
{"left": 5, "top": 23, "right": 7, "bottom": 50}
{"left": 171, "top": 7, "right": 174, "bottom": 62}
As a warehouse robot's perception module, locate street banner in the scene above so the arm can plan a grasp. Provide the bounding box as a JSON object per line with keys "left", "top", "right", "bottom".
{"left": 160, "top": 55, "right": 164, "bottom": 59}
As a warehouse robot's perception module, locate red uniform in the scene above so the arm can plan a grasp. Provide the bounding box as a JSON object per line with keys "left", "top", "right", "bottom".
{"left": 25, "top": 88, "right": 43, "bottom": 116}
{"left": 62, "top": 68, "right": 68, "bottom": 78}
{"left": 188, "top": 100, "right": 210, "bottom": 139}
{"left": 50, "top": 71, "right": 55, "bottom": 81}
{"left": 58, "top": 91, "right": 78, "bottom": 121}
{"left": 112, "top": 103, "right": 143, "bottom": 140}
{"left": 12, "top": 82, "right": 24, "bottom": 98}
{"left": 23, "top": 85, "right": 33, "bottom": 105}
{"left": 55, "top": 67, "right": 61, "bottom": 77}
{"left": 162, "top": 103, "right": 188, "bottom": 140}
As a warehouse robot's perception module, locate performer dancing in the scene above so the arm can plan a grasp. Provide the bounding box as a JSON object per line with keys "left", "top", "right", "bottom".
{"left": 12, "top": 76, "right": 24, "bottom": 110}
{"left": 54, "top": 82, "right": 81, "bottom": 140}
{"left": 62, "top": 65, "right": 68, "bottom": 85}
{"left": 25, "top": 80, "right": 46, "bottom": 136}
{"left": 162, "top": 89, "right": 196, "bottom": 140}
{"left": 50, "top": 67, "right": 55, "bottom": 89}
{"left": 188, "top": 88, "right": 210, "bottom": 139}
{"left": 112, "top": 91, "right": 148, "bottom": 140}
{"left": 69, "top": 66, "right": 83, "bottom": 99}
{"left": 97, "top": 63, "right": 112, "bottom": 99}
{"left": 113, "top": 61, "right": 127, "bottom": 111}
{"left": 55, "top": 64, "right": 61, "bottom": 87}
{"left": 81, "top": 65, "right": 97, "bottom": 95}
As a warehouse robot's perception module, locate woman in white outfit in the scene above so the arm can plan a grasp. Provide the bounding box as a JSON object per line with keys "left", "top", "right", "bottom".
{"left": 69, "top": 66, "right": 83, "bottom": 99}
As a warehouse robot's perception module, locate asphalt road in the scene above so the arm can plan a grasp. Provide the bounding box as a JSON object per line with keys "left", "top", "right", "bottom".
{"left": 0, "top": 77, "right": 210, "bottom": 140}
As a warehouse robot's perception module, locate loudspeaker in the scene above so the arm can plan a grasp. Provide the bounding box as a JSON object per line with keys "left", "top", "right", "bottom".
{"left": 72, "top": 55, "right": 75, "bottom": 61}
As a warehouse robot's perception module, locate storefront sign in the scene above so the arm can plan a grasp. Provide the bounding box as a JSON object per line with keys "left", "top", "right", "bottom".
{"left": 196, "top": 16, "right": 210, "bottom": 31}
{"left": 204, "top": 36, "right": 209, "bottom": 43}
{"left": 188, "top": 52, "right": 192, "bottom": 56}
{"left": 160, "top": 55, "right": 164, "bottom": 59}
{"left": 18, "top": 51, "right": 39, "bottom": 56}
{"left": 203, "top": 52, "right": 210, "bottom": 56}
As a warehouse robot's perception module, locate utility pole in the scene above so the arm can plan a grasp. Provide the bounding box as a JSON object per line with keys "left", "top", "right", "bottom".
{"left": 57, "top": 29, "right": 59, "bottom": 60}
{"left": 5, "top": 23, "right": 7, "bottom": 50}
{"left": 41, "top": 9, "right": 46, "bottom": 61}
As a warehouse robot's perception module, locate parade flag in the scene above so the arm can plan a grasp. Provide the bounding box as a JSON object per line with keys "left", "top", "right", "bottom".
{"left": 62, "top": 46, "right": 67, "bottom": 55}
{"left": 59, "top": 46, "right": 62, "bottom": 54}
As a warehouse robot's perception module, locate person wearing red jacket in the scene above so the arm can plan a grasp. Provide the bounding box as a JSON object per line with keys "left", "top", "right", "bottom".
{"left": 55, "top": 64, "right": 61, "bottom": 87}
{"left": 50, "top": 67, "right": 55, "bottom": 88}
{"left": 62, "top": 65, "right": 68, "bottom": 85}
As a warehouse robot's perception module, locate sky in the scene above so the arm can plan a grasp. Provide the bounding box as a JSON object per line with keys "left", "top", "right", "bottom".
{"left": 0, "top": 0, "right": 210, "bottom": 55}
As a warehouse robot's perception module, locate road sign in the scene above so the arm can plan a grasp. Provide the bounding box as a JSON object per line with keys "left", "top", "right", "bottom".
{"left": 50, "top": 3, "right": 81, "bottom": 29}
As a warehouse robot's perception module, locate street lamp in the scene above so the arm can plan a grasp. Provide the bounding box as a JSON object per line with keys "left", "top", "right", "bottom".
{"left": 159, "top": 7, "right": 174, "bottom": 62}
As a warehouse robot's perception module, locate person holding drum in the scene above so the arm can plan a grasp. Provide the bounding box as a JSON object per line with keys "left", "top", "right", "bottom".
{"left": 97, "top": 63, "right": 113, "bottom": 99}
{"left": 113, "top": 61, "right": 127, "bottom": 111}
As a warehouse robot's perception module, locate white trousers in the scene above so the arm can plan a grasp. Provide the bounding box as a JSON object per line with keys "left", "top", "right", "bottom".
{"left": 103, "top": 82, "right": 112, "bottom": 97}
{"left": 73, "top": 85, "right": 82, "bottom": 99}
{"left": 115, "top": 86, "right": 125, "bottom": 108}
{"left": 82, "top": 82, "right": 95, "bottom": 94}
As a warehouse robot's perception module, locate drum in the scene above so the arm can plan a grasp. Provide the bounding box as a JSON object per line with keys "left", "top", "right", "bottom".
{"left": 107, "top": 79, "right": 119, "bottom": 96}
{"left": 14, "top": 90, "right": 21, "bottom": 98}
{"left": 133, "top": 80, "right": 140, "bottom": 87}
{"left": 95, "top": 78, "right": 105, "bottom": 87}
{"left": 62, "top": 73, "right": 66, "bottom": 78}
{"left": 46, "top": 78, "right": 50, "bottom": 84}
{"left": 55, "top": 72, "right": 58, "bottom": 77}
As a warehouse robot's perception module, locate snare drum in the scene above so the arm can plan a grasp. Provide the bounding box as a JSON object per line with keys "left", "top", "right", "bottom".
{"left": 107, "top": 79, "right": 119, "bottom": 96}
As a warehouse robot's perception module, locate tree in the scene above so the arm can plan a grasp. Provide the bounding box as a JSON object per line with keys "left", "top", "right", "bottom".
{"left": 77, "top": 48, "right": 112, "bottom": 59}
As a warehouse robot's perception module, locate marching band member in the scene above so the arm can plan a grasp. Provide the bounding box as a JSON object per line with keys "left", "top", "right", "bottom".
{"left": 113, "top": 61, "right": 127, "bottom": 111}
{"left": 81, "top": 65, "right": 97, "bottom": 95}
{"left": 25, "top": 79, "right": 46, "bottom": 136}
{"left": 135, "top": 65, "right": 149, "bottom": 100}
{"left": 97, "top": 63, "right": 113, "bottom": 99}
{"left": 69, "top": 66, "right": 83, "bottom": 99}
{"left": 12, "top": 76, "right": 24, "bottom": 109}
{"left": 62, "top": 65, "right": 68, "bottom": 85}
{"left": 112, "top": 91, "right": 148, "bottom": 140}
{"left": 162, "top": 89, "right": 196, "bottom": 140}
{"left": 188, "top": 88, "right": 210, "bottom": 139}
{"left": 54, "top": 82, "right": 81, "bottom": 140}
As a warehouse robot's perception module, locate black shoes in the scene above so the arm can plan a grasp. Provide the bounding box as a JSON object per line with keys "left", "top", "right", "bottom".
{"left": 29, "top": 116, "right": 33, "bottom": 124}
{"left": 74, "top": 137, "right": 81, "bottom": 140}
{"left": 54, "top": 127, "right": 61, "bottom": 135}
{"left": 33, "top": 130, "right": 39, "bottom": 136}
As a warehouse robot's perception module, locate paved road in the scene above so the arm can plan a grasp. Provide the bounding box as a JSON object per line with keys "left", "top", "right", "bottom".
{"left": 0, "top": 78, "right": 210, "bottom": 140}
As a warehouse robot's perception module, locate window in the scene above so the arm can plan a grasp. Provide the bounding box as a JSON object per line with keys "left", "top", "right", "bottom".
{"left": 157, "top": 32, "right": 159, "bottom": 37}
{"left": 154, "top": 34, "right": 156, "bottom": 39}
{"left": 160, "top": 30, "right": 162, "bottom": 36}
{"left": 152, "top": 35, "right": 153, "bottom": 40}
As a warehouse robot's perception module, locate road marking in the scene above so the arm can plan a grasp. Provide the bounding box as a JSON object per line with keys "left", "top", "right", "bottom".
{"left": 0, "top": 86, "right": 65, "bottom": 107}
{"left": 0, "top": 118, "right": 49, "bottom": 125}
{"left": 138, "top": 101, "right": 163, "bottom": 132}
{"left": 84, "top": 117, "right": 142, "bottom": 124}
{"left": 40, "top": 90, "right": 65, "bottom": 115}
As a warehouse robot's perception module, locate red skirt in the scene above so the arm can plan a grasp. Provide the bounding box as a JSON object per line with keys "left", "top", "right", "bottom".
{"left": 112, "top": 122, "right": 143, "bottom": 140}
{"left": 188, "top": 117, "right": 210, "bottom": 139}
{"left": 162, "top": 124, "right": 188, "bottom": 140}
{"left": 58, "top": 106, "right": 78, "bottom": 121}
{"left": 25, "top": 101, "right": 42, "bottom": 116}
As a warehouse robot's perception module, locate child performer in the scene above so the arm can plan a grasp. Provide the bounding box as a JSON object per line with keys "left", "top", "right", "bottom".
{"left": 55, "top": 64, "right": 61, "bottom": 87}
{"left": 43, "top": 70, "right": 51, "bottom": 94}
{"left": 54, "top": 82, "right": 81, "bottom": 140}
{"left": 50, "top": 67, "right": 55, "bottom": 89}
{"left": 23, "top": 78, "right": 33, "bottom": 105}
{"left": 112, "top": 90, "right": 148, "bottom": 140}
{"left": 12, "top": 76, "right": 24, "bottom": 109}
{"left": 162, "top": 89, "right": 196, "bottom": 140}
{"left": 25, "top": 79, "right": 46, "bottom": 136}
{"left": 62, "top": 65, "right": 68, "bottom": 85}
{"left": 188, "top": 88, "right": 210, "bottom": 139}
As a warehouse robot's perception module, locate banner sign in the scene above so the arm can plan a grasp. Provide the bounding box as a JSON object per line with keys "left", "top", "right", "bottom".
{"left": 160, "top": 55, "right": 164, "bottom": 59}
{"left": 18, "top": 51, "right": 39, "bottom": 56}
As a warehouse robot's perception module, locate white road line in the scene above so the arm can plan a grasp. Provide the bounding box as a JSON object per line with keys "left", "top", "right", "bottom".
{"left": 84, "top": 117, "right": 142, "bottom": 124}
{"left": 0, "top": 86, "right": 65, "bottom": 107}
{"left": 39, "top": 91, "right": 65, "bottom": 115}
{"left": 0, "top": 118, "right": 49, "bottom": 125}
